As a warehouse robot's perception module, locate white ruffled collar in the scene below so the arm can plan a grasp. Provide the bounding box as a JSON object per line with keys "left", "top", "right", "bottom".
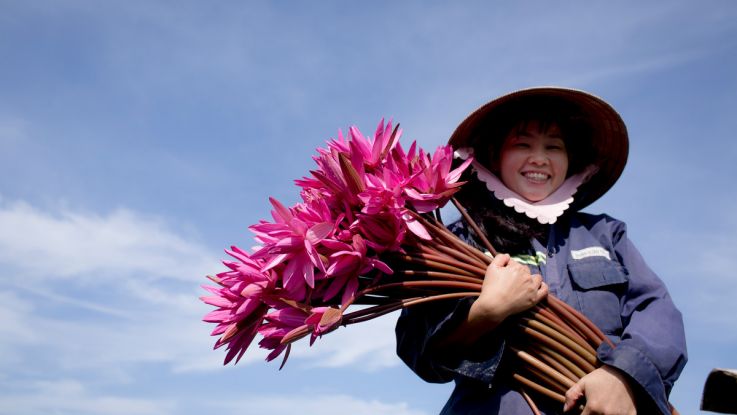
{"left": 455, "top": 148, "right": 597, "bottom": 224}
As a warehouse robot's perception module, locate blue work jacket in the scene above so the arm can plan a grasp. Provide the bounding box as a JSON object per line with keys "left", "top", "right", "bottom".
{"left": 395, "top": 212, "right": 687, "bottom": 414}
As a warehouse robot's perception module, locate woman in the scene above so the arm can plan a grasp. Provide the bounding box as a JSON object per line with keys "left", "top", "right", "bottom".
{"left": 395, "top": 87, "right": 687, "bottom": 414}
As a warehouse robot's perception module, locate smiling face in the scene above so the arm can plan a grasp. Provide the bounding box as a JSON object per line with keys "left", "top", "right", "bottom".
{"left": 496, "top": 120, "right": 569, "bottom": 202}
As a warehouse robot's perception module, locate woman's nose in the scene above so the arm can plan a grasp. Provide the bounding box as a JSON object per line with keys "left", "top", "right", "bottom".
{"left": 528, "top": 149, "right": 548, "bottom": 165}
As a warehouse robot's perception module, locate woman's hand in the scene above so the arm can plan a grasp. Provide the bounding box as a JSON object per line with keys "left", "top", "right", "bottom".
{"left": 563, "top": 365, "right": 637, "bottom": 414}
{"left": 435, "top": 253, "right": 548, "bottom": 349}
{"left": 468, "top": 253, "right": 548, "bottom": 327}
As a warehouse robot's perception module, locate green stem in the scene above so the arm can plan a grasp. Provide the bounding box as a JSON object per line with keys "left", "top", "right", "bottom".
{"left": 533, "top": 343, "right": 588, "bottom": 379}
{"left": 527, "top": 343, "right": 581, "bottom": 382}
{"left": 391, "top": 253, "right": 478, "bottom": 278}
{"left": 546, "top": 296, "right": 607, "bottom": 348}
{"left": 520, "top": 389, "right": 543, "bottom": 415}
{"left": 512, "top": 346, "right": 575, "bottom": 389}
{"left": 512, "top": 373, "right": 566, "bottom": 404}
{"left": 394, "top": 270, "right": 481, "bottom": 284}
{"left": 423, "top": 241, "right": 488, "bottom": 269}
{"left": 341, "top": 292, "right": 480, "bottom": 325}
{"left": 516, "top": 323, "right": 597, "bottom": 373}
{"left": 532, "top": 305, "right": 588, "bottom": 346}
{"left": 409, "top": 211, "right": 490, "bottom": 265}
{"left": 522, "top": 318, "right": 598, "bottom": 366}
{"left": 360, "top": 280, "right": 482, "bottom": 296}
{"left": 451, "top": 196, "right": 498, "bottom": 257}
{"left": 404, "top": 248, "right": 487, "bottom": 276}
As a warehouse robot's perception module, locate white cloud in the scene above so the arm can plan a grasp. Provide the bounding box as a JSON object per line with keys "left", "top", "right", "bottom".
{"left": 212, "top": 393, "right": 427, "bottom": 415}
{"left": 0, "top": 287, "right": 213, "bottom": 378}
{"left": 0, "top": 291, "right": 39, "bottom": 369}
{"left": 290, "top": 311, "right": 401, "bottom": 371}
{"left": 0, "top": 379, "right": 429, "bottom": 415}
{"left": 0, "top": 198, "right": 228, "bottom": 379}
{"left": 183, "top": 309, "right": 403, "bottom": 373}
{"left": 0, "top": 197, "right": 404, "bottom": 383}
{"left": 0, "top": 199, "right": 219, "bottom": 282}
{"left": 0, "top": 379, "right": 175, "bottom": 415}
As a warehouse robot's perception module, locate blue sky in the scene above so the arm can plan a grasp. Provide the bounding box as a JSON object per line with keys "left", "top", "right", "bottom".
{"left": 1, "top": 1, "right": 736, "bottom": 414}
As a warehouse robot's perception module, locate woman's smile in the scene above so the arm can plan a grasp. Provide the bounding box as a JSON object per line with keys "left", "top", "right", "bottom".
{"left": 496, "top": 121, "right": 569, "bottom": 202}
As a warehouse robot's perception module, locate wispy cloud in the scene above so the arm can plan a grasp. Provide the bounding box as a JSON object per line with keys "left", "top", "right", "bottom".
{"left": 0, "top": 378, "right": 428, "bottom": 415}
{"left": 0, "top": 287, "right": 215, "bottom": 380}
{"left": 0, "top": 379, "right": 175, "bottom": 415}
{"left": 552, "top": 49, "right": 705, "bottom": 89}
{"left": 210, "top": 393, "right": 428, "bottom": 415}
{"left": 290, "top": 311, "right": 401, "bottom": 371}
{"left": 0, "top": 198, "right": 219, "bottom": 282}
{"left": 0, "top": 197, "right": 404, "bottom": 381}
{"left": 0, "top": 198, "right": 224, "bottom": 382}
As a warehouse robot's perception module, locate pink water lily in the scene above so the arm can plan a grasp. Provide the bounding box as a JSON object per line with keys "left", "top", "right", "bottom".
{"left": 201, "top": 247, "right": 275, "bottom": 364}
{"left": 358, "top": 180, "right": 405, "bottom": 215}
{"left": 258, "top": 306, "right": 311, "bottom": 362}
{"left": 250, "top": 198, "right": 334, "bottom": 300}
{"left": 302, "top": 145, "right": 364, "bottom": 208}
{"left": 404, "top": 145, "right": 472, "bottom": 213}
{"left": 257, "top": 304, "right": 340, "bottom": 363}
{"left": 322, "top": 235, "right": 392, "bottom": 306}
{"left": 346, "top": 119, "right": 401, "bottom": 171}
{"left": 353, "top": 210, "right": 406, "bottom": 253}
{"left": 305, "top": 306, "right": 342, "bottom": 337}
{"left": 202, "top": 119, "right": 473, "bottom": 365}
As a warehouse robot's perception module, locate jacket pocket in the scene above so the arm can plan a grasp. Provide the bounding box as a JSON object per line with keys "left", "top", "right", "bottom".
{"left": 567, "top": 258, "right": 628, "bottom": 336}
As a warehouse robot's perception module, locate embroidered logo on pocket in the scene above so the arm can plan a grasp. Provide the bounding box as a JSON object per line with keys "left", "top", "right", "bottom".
{"left": 571, "top": 246, "right": 611, "bottom": 260}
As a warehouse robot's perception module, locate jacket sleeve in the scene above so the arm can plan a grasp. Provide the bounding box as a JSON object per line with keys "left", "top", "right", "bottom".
{"left": 597, "top": 219, "right": 687, "bottom": 415}
{"left": 395, "top": 296, "right": 507, "bottom": 385}
{"left": 394, "top": 219, "right": 507, "bottom": 385}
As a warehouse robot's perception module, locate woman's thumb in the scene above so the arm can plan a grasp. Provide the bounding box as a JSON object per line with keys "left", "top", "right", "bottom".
{"left": 563, "top": 380, "right": 585, "bottom": 412}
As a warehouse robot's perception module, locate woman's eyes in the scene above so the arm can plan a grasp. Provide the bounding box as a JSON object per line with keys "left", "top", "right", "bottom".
{"left": 512, "top": 142, "right": 565, "bottom": 151}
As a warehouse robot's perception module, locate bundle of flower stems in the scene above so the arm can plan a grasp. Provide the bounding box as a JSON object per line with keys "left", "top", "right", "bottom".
{"left": 201, "top": 121, "right": 677, "bottom": 414}
{"left": 320, "top": 201, "right": 611, "bottom": 414}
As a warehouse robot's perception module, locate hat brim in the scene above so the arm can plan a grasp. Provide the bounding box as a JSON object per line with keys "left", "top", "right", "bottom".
{"left": 448, "top": 87, "right": 628, "bottom": 210}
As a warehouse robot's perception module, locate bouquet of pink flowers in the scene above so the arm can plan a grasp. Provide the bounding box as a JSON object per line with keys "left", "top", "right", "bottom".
{"left": 201, "top": 120, "right": 617, "bottom": 413}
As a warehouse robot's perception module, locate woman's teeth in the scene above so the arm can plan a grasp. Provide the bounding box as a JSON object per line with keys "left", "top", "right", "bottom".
{"left": 524, "top": 172, "right": 548, "bottom": 182}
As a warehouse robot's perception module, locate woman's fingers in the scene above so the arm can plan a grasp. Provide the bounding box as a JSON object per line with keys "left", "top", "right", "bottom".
{"left": 480, "top": 255, "right": 548, "bottom": 316}
{"left": 489, "top": 253, "right": 510, "bottom": 270}
{"left": 536, "top": 281, "right": 549, "bottom": 303}
{"left": 563, "top": 379, "right": 585, "bottom": 412}
{"left": 531, "top": 273, "right": 542, "bottom": 287}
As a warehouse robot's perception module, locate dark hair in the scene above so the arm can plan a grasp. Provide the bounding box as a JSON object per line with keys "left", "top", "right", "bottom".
{"left": 469, "top": 95, "right": 594, "bottom": 178}
{"left": 455, "top": 95, "right": 594, "bottom": 252}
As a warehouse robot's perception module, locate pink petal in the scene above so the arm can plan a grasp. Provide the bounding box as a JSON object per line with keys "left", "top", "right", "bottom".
{"left": 304, "top": 239, "right": 322, "bottom": 270}
{"left": 303, "top": 257, "right": 315, "bottom": 288}
{"left": 200, "top": 295, "right": 233, "bottom": 308}
{"left": 370, "top": 258, "right": 394, "bottom": 275}
{"left": 269, "top": 197, "right": 294, "bottom": 222}
{"left": 203, "top": 309, "right": 232, "bottom": 323}
{"left": 447, "top": 156, "right": 473, "bottom": 182}
{"left": 327, "top": 253, "right": 360, "bottom": 276}
{"left": 261, "top": 252, "right": 289, "bottom": 271}
{"left": 306, "top": 222, "right": 333, "bottom": 243}
{"left": 404, "top": 213, "right": 431, "bottom": 240}
{"left": 340, "top": 276, "right": 359, "bottom": 307}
